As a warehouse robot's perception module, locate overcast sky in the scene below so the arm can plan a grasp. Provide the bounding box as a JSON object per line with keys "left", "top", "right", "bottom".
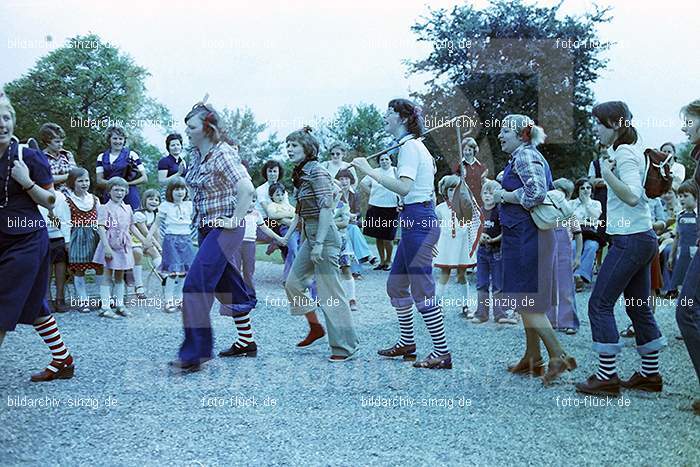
{"left": 2, "top": 0, "right": 698, "bottom": 157}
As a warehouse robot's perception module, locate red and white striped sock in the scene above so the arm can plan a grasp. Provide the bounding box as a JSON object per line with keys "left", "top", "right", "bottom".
{"left": 233, "top": 313, "right": 254, "bottom": 348}
{"left": 33, "top": 316, "right": 71, "bottom": 372}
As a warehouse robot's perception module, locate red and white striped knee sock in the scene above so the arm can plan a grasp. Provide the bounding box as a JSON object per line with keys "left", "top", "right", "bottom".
{"left": 233, "top": 313, "right": 254, "bottom": 348}
{"left": 33, "top": 316, "right": 72, "bottom": 371}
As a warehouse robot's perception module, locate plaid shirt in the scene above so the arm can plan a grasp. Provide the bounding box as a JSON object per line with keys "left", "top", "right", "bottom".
{"left": 47, "top": 150, "right": 77, "bottom": 192}
{"left": 185, "top": 141, "right": 251, "bottom": 228}
{"left": 510, "top": 144, "right": 549, "bottom": 210}
{"left": 295, "top": 160, "right": 335, "bottom": 220}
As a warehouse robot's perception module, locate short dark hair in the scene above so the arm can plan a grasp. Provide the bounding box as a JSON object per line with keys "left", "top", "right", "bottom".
{"left": 165, "top": 133, "right": 183, "bottom": 153}
{"left": 268, "top": 182, "right": 287, "bottom": 198}
{"left": 38, "top": 122, "right": 66, "bottom": 145}
{"left": 335, "top": 169, "right": 355, "bottom": 185}
{"left": 678, "top": 179, "right": 698, "bottom": 199}
{"left": 260, "top": 160, "right": 285, "bottom": 181}
{"left": 573, "top": 177, "right": 592, "bottom": 199}
{"left": 66, "top": 167, "right": 90, "bottom": 191}
{"left": 165, "top": 176, "right": 189, "bottom": 202}
{"left": 660, "top": 142, "right": 676, "bottom": 154}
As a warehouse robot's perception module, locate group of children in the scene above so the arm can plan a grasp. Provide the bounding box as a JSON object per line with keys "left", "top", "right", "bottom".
{"left": 44, "top": 171, "right": 197, "bottom": 316}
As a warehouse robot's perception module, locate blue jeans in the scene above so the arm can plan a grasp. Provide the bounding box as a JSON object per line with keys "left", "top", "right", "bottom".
{"left": 676, "top": 253, "right": 700, "bottom": 384}
{"left": 475, "top": 245, "right": 506, "bottom": 320}
{"left": 387, "top": 202, "right": 440, "bottom": 313}
{"left": 178, "top": 227, "right": 257, "bottom": 364}
{"left": 574, "top": 239, "right": 599, "bottom": 283}
{"left": 588, "top": 230, "right": 666, "bottom": 355}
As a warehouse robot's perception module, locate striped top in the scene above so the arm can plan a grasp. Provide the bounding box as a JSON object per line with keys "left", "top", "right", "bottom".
{"left": 294, "top": 161, "right": 335, "bottom": 220}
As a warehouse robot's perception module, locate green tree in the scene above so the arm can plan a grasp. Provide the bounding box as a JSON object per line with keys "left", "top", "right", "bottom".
{"left": 325, "top": 104, "right": 389, "bottom": 158}
{"left": 5, "top": 33, "right": 171, "bottom": 179}
{"left": 218, "top": 107, "right": 283, "bottom": 187}
{"left": 408, "top": 0, "right": 612, "bottom": 181}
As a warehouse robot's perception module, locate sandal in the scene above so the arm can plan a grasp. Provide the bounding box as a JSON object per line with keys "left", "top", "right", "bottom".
{"left": 620, "top": 324, "right": 635, "bottom": 338}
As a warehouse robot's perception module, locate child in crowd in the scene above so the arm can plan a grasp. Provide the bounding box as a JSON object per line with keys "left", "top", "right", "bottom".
{"left": 94, "top": 177, "right": 145, "bottom": 318}
{"left": 241, "top": 195, "right": 285, "bottom": 289}
{"left": 472, "top": 180, "right": 516, "bottom": 324}
{"left": 266, "top": 182, "right": 299, "bottom": 280}
{"left": 333, "top": 178, "right": 358, "bottom": 311}
{"left": 65, "top": 167, "right": 104, "bottom": 313}
{"left": 159, "top": 177, "right": 196, "bottom": 313}
{"left": 434, "top": 175, "right": 477, "bottom": 315}
{"left": 39, "top": 189, "right": 71, "bottom": 312}
{"left": 549, "top": 178, "right": 582, "bottom": 335}
{"left": 668, "top": 180, "right": 698, "bottom": 296}
{"left": 131, "top": 189, "right": 163, "bottom": 299}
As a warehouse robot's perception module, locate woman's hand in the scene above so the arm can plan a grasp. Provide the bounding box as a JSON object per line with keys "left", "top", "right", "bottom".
{"left": 351, "top": 157, "right": 372, "bottom": 176}
{"left": 104, "top": 247, "right": 114, "bottom": 260}
{"left": 480, "top": 233, "right": 492, "bottom": 245}
{"left": 310, "top": 243, "right": 323, "bottom": 264}
{"left": 492, "top": 188, "right": 507, "bottom": 204}
{"left": 601, "top": 156, "right": 616, "bottom": 175}
{"left": 276, "top": 235, "right": 288, "bottom": 247}
{"left": 11, "top": 159, "right": 32, "bottom": 187}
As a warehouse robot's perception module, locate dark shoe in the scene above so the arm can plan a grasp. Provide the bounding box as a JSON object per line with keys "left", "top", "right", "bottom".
{"left": 349, "top": 299, "right": 358, "bottom": 311}
{"left": 574, "top": 275, "right": 584, "bottom": 293}
{"left": 30, "top": 355, "right": 74, "bottom": 382}
{"left": 620, "top": 325, "right": 635, "bottom": 338}
{"left": 381, "top": 264, "right": 391, "bottom": 271}
{"left": 621, "top": 371, "right": 663, "bottom": 392}
{"left": 369, "top": 257, "right": 380, "bottom": 266}
{"left": 378, "top": 343, "right": 417, "bottom": 361}
{"left": 543, "top": 355, "right": 577, "bottom": 385}
{"left": 575, "top": 373, "right": 621, "bottom": 395}
{"left": 507, "top": 357, "right": 545, "bottom": 377}
{"left": 297, "top": 323, "right": 325, "bottom": 348}
{"left": 413, "top": 352, "right": 452, "bottom": 369}
{"left": 54, "top": 300, "right": 68, "bottom": 313}
{"left": 693, "top": 399, "right": 700, "bottom": 415}
{"left": 373, "top": 264, "right": 385, "bottom": 271}
{"left": 169, "top": 359, "right": 207, "bottom": 374}
{"left": 352, "top": 273, "right": 364, "bottom": 281}
{"left": 219, "top": 342, "right": 257, "bottom": 358}
{"left": 134, "top": 286, "right": 147, "bottom": 300}
{"left": 329, "top": 350, "right": 359, "bottom": 362}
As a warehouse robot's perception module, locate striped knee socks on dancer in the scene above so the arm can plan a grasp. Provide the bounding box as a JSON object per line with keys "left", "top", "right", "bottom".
{"left": 396, "top": 305, "right": 415, "bottom": 346}
{"left": 33, "top": 315, "right": 72, "bottom": 370}
{"left": 233, "top": 314, "right": 254, "bottom": 348}
{"left": 421, "top": 305, "right": 449, "bottom": 356}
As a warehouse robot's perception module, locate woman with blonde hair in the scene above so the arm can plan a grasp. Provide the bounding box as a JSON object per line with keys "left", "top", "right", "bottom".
{"left": 493, "top": 114, "right": 575, "bottom": 385}
{"left": 0, "top": 92, "right": 75, "bottom": 382}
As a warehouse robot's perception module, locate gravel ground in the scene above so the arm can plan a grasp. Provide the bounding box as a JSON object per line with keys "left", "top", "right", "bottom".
{"left": 1, "top": 259, "right": 699, "bottom": 466}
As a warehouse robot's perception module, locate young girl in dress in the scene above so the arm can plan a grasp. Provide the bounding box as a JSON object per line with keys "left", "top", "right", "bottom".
{"left": 94, "top": 177, "right": 145, "bottom": 318}
{"left": 65, "top": 167, "right": 105, "bottom": 313}
{"left": 159, "top": 177, "right": 196, "bottom": 313}
{"left": 434, "top": 175, "right": 477, "bottom": 315}
{"left": 334, "top": 169, "right": 358, "bottom": 311}
{"left": 132, "top": 189, "right": 163, "bottom": 299}
{"left": 238, "top": 194, "right": 285, "bottom": 290}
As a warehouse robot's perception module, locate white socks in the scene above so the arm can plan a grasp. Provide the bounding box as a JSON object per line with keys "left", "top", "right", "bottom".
{"left": 99, "top": 284, "right": 112, "bottom": 310}
{"left": 73, "top": 276, "right": 88, "bottom": 302}
{"left": 343, "top": 277, "right": 356, "bottom": 301}
{"left": 164, "top": 277, "right": 175, "bottom": 306}
{"left": 173, "top": 276, "right": 184, "bottom": 305}
{"left": 460, "top": 281, "right": 470, "bottom": 305}
{"left": 114, "top": 282, "right": 125, "bottom": 307}
{"left": 133, "top": 265, "right": 143, "bottom": 288}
